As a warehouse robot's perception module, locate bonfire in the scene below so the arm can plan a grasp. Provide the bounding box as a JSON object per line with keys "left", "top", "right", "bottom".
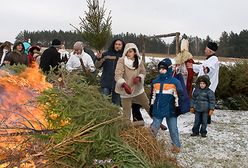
{"left": 0, "top": 64, "right": 178, "bottom": 168}
{"left": 0, "top": 63, "right": 52, "bottom": 167}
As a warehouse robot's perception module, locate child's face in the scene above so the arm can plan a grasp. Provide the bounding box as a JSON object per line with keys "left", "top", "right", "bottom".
{"left": 199, "top": 81, "right": 207, "bottom": 89}
{"left": 126, "top": 49, "right": 135, "bottom": 59}
{"left": 159, "top": 68, "right": 167, "bottom": 74}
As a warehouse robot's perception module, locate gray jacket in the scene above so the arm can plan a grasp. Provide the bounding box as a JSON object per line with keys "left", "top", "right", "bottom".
{"left": 191, "top": 75, "right": 215, "bottom": 112}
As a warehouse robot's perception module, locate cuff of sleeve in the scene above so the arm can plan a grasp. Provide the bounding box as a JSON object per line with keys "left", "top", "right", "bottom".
{"left": 116, "top": 78, "right": 126, "bottom": 88}
{"left": 138, "top": 74, "right": 145, "bottom": 83}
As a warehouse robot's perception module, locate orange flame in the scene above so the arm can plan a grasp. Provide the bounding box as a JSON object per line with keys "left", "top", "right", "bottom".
{"left": 0, "top": 63, "right": 52, "bottom": 163}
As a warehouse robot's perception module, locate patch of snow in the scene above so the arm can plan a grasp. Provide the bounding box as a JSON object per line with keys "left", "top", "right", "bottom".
{"left": 140, "top": 109, "right": 248, "bottom": 167}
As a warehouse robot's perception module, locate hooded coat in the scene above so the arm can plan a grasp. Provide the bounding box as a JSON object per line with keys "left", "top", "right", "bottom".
{"left": 115, "top": 43, "right": 146, "bottom": 98}
{"left": 96, "top": 39, "right": 125, "bottom": 89}
{"left": 4, "top": 42, "right": 28, "bottom": 65}
{"left": 191, "top": 75, "right": 215, "bottom": 113}
{"left": 150, "top": 67, "right": 184, "bottom": 119}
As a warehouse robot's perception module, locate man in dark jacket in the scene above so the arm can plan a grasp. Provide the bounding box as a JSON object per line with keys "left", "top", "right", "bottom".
{"left": 40, "top": 39, "right": 62, "bottom": 73}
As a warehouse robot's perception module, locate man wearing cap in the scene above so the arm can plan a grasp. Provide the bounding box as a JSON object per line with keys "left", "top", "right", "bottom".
{"left": 40, "top": 39, "right": 62, "bottom": 73}
{"left": 190, "top": 42, "right": 220, "bottom": 93}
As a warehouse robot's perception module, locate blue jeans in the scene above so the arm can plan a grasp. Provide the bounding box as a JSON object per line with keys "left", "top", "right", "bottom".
{"left": 192, "top": 112, "right": 208, "bottom": 135}
{"left": 151, "top": 117, "right": 181, "bottom": 148}
{"left": 101, "top": 88, "right": 121, "bottom": 106}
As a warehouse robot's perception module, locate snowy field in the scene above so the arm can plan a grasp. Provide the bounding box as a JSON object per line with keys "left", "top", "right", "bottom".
{"left": 145, "top": 56, "right": 235, "bottom": 66}
{"left": 141, "top": 110, "right": 248, "bottom": 168}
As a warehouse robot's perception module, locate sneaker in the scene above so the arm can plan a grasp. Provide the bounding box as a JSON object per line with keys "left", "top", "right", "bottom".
{"left": 171, "top": 145, "right": 180, "bottom": 154}
{"left": 201, "top": 134, "right": 207, "bottom": 138}
{"left": 190, "top": 133, "right": 199, "bottom": 136}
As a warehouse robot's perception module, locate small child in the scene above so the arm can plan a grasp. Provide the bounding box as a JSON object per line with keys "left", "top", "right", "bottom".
{"left": 115, "top": 43, "right": 150, "bottom": 125}
{"left": 150, "top": 58, "right": 184, "bottom": 153}
{"left": 190, "top": 75, "right": 215, "bottom": 137}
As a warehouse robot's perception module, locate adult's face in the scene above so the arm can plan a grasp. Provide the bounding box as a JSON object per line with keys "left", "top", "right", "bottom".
{"left": 74, "top": 49, "right": 82, "bottom": 55}
{"left": 114, "top": 40, "right": 123, "bottom": 52}
{"left": 204, "top": 47, "right": 214, "bottom": 56}
{"left": 16, "top": 44, "right": 23, "bottom": 52}
{"left": 126, "top": 48, "right": 135, "bottom": 59}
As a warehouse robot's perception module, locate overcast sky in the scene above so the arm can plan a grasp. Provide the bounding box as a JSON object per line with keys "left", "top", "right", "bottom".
{"left": 0, "top": 0, "right": 247, "bottom": 43}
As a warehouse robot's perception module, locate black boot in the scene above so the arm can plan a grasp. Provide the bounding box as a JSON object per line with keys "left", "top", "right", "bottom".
{"left": 132, "top": 103, "right": 143, "bottom": 121}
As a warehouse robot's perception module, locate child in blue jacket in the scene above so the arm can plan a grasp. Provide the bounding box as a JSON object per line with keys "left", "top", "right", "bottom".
{"left": 190, "top": 75, "right": 215, "bottom": 137}
{"left": 150, "top": 58, "right": 184, "bottom": 153}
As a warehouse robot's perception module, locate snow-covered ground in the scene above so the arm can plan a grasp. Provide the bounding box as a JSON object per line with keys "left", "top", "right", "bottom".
{"left": 141, "top": 110, "right": 248, "bottom": 168}
{"left": 145, "top": 56, "right": 235, "bottom": 66}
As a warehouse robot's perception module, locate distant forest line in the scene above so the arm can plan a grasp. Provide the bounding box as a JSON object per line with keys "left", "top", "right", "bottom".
{"left": 14, "top": 29, "right": 248, "bottom": 58}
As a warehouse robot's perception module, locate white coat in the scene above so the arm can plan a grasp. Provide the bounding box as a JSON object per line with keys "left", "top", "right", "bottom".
{"left": 193, "top": 55, "right": 219, "bottom": 92}
{"left": 66, "top": 51, "right": 95, "bottom": 72}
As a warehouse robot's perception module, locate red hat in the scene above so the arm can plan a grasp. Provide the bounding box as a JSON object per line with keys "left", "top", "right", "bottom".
{"left": 29, "top": 46, "right": 40, "bottom": 53}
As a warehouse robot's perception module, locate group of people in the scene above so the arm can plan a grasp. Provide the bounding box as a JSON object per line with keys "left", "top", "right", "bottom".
{"left": 95, "top": 39, "right": 219, "bottom": 153}
{"left": 0, "top": 41, "right": 42, "bottom": 67}
{"left": 0, "top": 38, "right": 220, "bottom": 154}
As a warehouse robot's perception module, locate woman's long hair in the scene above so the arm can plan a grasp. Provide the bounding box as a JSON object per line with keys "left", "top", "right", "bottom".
{"left": 132, "top": 48, "right": 139, "bottom": 69}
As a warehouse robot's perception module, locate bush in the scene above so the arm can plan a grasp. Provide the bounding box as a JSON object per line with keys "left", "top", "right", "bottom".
{"left": 216, "top": 60, "right": 248, "bottom": 110}
{"left": 36, "top": 69, "right": 178, "bottom": 168}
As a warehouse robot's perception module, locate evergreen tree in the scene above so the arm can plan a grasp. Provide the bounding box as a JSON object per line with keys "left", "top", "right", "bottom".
{"left": 15, "top": 31, "right": 25, "bottom": 42}
{"left": 79, "top": 0, "right": 112, "bottom": 51}
{"left": 218, "top": 31, "right": 230, "bottom": 57}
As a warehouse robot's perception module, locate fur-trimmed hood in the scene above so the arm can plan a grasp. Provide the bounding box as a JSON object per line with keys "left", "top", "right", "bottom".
{"left": 196, "top": 75, "right": 211, "bottom": 88}
{"left": 122, "top": 43, "right": 142, "bottom": 69}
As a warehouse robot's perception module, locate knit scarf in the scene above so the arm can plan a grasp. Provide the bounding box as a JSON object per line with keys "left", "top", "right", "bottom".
{"left": 124, "top": 56, "right": 141, "bottom": 69}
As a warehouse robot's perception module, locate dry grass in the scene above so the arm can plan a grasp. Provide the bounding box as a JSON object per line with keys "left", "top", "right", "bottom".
{"left": 120, "top": 127, "right": 179, "bottom": 167}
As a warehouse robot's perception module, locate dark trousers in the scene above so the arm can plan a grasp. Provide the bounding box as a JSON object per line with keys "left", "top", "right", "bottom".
{"left": 101, "top": 88, "right": 121, "bottom": 106}
{"left": 192, "top": 112, "right": 208, "bottom": 135}
{"left": 132, "top": 103, "right": 143, "bottom": 121}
